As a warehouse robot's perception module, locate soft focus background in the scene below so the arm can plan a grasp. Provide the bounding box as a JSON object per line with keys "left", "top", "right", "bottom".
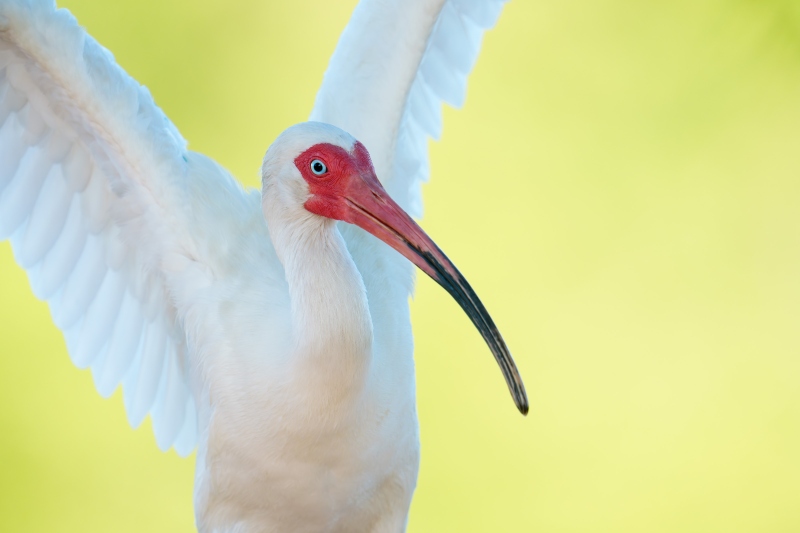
{"left": 2, "top": 0, "right": 800, "bottom": 531}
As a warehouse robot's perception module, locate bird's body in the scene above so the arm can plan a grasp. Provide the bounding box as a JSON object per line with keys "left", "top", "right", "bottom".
{"left": 183, "top": 131, "right": 421, "bottom": 531}
{"left": 0, "top": 0, "right": 524, "bottom": 531}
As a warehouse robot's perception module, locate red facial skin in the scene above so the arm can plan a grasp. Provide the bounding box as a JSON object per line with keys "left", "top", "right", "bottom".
{"left": 294, "top": 142, "right": 529, "bottom": 415}
{"left": 295, "top": 142, "right": 377, "bottom": 222}
{"left": 295, "top": 141, "right": 449, "bottom": 284}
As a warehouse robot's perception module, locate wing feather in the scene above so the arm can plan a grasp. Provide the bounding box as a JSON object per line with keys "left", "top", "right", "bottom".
{"left": 0, "top": 113, "right": 27, "bottom": 189}
{"left": 95, "top": 291, "right": 145, "bottom": 397}
{"left": 454, "top": 0, "right": 504, "bottom": 28}
{"left": 125, "top": 318, "right": 169, "bottom": 428}
{"left": 311, "top": 0, "right": 507, "bottom": 222}
{"left": 18, "top": 164, "right": 72, "bottom": 266}
{"left": 151, "top": 345, "right": 188, "bottom": 451}
{"left": 29, "top": 193, "right": 85, "bottom": 299}
{"left": 53, "top": 233, "right": 106, "bottom": 330}
{"left": 0, "top": 131, "right": 53, "bottom": 239}
{"left": 0, "top": 79, "right": 26, "bottom": 127}
{"left": 420, "top": 41, "right": 467, "bottom": 107}
{"left": 0, "top": 0, "right": 249, "bottom": 456}
{"left": 73, "top": 267, "right": 127, "bottom": 368}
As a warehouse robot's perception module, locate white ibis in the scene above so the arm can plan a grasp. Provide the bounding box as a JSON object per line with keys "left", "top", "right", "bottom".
{"left": 0, "top": 0, "right": 526, "bottom": 531}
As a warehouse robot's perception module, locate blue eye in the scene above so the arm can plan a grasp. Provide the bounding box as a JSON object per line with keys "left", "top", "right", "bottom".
{"left": 310, "top": 159, "right": 327, "bottom": 175}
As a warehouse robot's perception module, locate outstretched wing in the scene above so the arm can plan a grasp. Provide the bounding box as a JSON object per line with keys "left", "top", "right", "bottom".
{"left": 310, "top": 0, "right": 506, "bottom": 218}
{"left": 0, "top": 0, "right": 224, "bottom": 455}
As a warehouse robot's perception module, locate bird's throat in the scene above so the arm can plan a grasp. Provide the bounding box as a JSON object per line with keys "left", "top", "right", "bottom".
{"left": 276, "top": 218, "right": 374, "bottom": 404}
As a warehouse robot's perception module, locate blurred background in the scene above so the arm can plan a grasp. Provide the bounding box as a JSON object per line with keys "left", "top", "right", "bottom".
{"left": 2, "top": 0, "right": 800, "bottom": 531}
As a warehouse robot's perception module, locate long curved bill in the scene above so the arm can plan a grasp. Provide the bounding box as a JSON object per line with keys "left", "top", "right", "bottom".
{"left": 344, "top": 170, "right": 529, "bottom": 415}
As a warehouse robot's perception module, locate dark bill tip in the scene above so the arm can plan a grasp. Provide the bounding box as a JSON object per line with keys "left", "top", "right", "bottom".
{"left": 417, "top": 249, "right": 529, "bottom": 416}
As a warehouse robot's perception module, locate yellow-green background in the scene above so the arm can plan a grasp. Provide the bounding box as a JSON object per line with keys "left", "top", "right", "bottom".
{"left": 2, "top": 0, "right": 800, "bottom": 531}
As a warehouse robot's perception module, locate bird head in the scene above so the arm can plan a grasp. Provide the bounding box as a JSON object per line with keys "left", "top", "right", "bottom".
{"left": 262, "top": 122, "right": 528, "bottom": 415}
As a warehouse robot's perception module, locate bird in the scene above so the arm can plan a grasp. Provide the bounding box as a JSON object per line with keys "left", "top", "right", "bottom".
{"left": 0, "top": 0, "right": 527, "bottom": 531}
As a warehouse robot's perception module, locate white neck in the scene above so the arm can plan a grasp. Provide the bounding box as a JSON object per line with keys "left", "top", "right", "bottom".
{"left": 266, "top": 206, "right": 374, "bottom": 405}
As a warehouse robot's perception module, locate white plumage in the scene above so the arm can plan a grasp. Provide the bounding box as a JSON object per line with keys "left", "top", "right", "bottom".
{"left": 0, "top": 0, "right": 523, "bottom": 531}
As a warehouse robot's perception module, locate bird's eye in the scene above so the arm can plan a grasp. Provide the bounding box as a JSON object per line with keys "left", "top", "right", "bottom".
{"left": 310, "top": 159, "right": 328, "bottom": 176}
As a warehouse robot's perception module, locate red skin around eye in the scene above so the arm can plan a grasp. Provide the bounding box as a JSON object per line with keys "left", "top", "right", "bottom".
{"left": 295, "top": 141, "right": 380, "bottom": 221}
